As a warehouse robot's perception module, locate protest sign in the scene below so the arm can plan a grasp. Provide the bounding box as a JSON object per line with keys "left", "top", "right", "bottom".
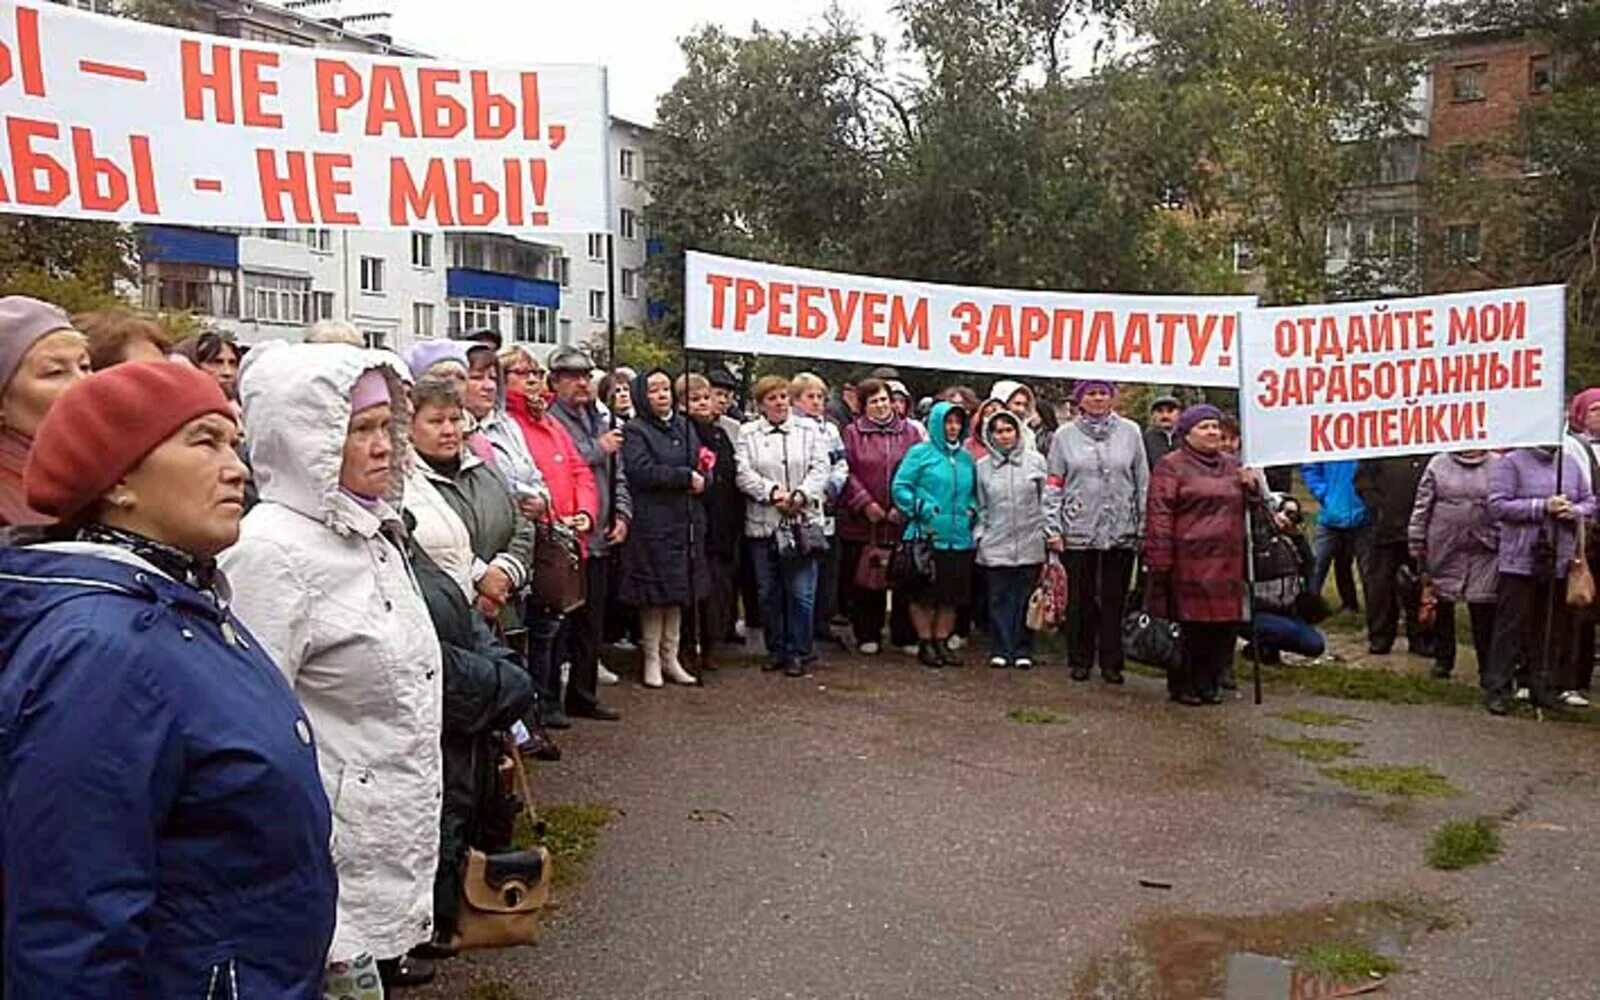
{"left": 684, "top": 251, "right": 1255, "bottom": 387}
{"left": 1241, "top": 285, "right": 1566, "bottom": 467}
{"left": 0, "top": 0, "right": 608, "bottom": 231}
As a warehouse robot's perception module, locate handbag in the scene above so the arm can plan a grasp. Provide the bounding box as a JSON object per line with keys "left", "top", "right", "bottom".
{"left": 530, "top": 519, "right": 585, "bottom": 613}
{"left": 1121, "top": 582, "right": 1182, "bottom": 673}
{"left": 452, "top": 747, "right": 554, "bottom": 951}
{"left": 854, "top": 524, "right": 894, "bottom": 591}
{"left": 889, "top": 534, "right": 936, "bottom": 590}
{"left": 1025, "top": 555, "right": 1069, "bottom": 631}
{"left": 1569, "top": 517, "right": 1596, "bottom": 608}
{"left": 776, "top": 514, "right": 829, "bottom": 561}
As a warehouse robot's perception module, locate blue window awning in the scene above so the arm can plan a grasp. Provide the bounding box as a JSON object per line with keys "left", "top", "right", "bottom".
{"left": 446, "top": 268, "right": 560, "bottom": 309}
{"left": 139, "top": 226, "right": 239, "bottom": 268}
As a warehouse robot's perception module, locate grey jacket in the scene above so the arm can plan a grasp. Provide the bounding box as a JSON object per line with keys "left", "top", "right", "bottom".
{"left": 974, "top": 413, "right": 1049, "bottom": 567}
{"left": 1408, "top": 452, "right": 1499, "bottom": 603}
{"left": 551, "top": 398, "right": 633, "bottom": 555}
{"left": 1044, "top": 415, "right": 1149, "bottom": 550}
{"left": 735, "top": 417, "right": 830, "bottom": 539}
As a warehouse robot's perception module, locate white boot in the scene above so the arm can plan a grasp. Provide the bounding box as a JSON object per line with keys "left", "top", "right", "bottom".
{"left": 660, "top": 606, "right": 699, "bottom": 686}
{"left": 639, "top": 608, "right": 664, "bottom": 689}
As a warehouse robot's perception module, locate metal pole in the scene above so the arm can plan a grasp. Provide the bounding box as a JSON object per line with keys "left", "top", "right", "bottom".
{"left": 1539, "top": 439, "right": 1566, "bottom": 715}
{"left": 682, "top": 343, "right": 707, "bottom": 674}
{"left": 1245, "top": 501, "right": 1264, "bottom": 706}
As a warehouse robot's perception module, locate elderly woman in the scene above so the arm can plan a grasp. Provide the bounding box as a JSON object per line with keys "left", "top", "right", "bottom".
{"left": 680, "top": 372, "right": 743, "bottom": 660}
{"left": 0, "top": 296, "right": 89, "bottom": 534}
{"left": 459, "top": 342, "right": 547, "bottom": 506}
{"left": 620, "top": 368, "right": 710, "bottom": 687}
{"left": 75, "top": 307, "right": 174, "bottom": 370}
{"left": 975, "top": 409, "right": 1051, "bottom": 669}
{"left": 0, "top": 362, "right": 336, "bottom": 997}
{"left": 737, "top": 374, "right": 831, "bottom": 676}
{"left": 220, "top": 343, "right": 444, "bottom": 993}
{"left": 1046, "top": 380, "right": 1148, "bottom": 684}
{"left": 839, "top": 377, "right": 922, "bottom": 653}
{"left": 1484, "top": 446, "right": 1597, "bottom": 714}
{"left": 1143, "top": 404, "right": 1253, "bottom": 707}
{"left": 790, "top": 372, "right": 850, "bottom": 645}
{"left": 1408, "top": 450, "right": 1499, "bottom": 681}
{"left": 174, "top": 329, "right": 243, "bottom": 398}
{"left": 892, "top": 399, "right": 980, "bottom": 668}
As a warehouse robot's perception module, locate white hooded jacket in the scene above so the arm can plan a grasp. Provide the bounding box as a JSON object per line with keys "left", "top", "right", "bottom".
{"left": 219, "top": 342, "right": 444, "bottom": 964}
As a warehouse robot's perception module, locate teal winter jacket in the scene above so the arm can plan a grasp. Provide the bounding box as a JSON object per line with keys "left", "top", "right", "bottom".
{"left": 892, "top": 401, "right": 978, "bottom": 551}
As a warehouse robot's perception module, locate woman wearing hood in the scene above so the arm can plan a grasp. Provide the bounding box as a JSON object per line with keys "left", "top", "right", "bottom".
{"left": 0, "top": 296, "right": 89, "bottom": 535}
{"left": 219, "top": 343, "right": 445, "bottom": 992}
{"left": 892, "top": 399, "right": 979, "bottom": 667}
{"left": 1564, "top": 388, "right": 1600, "bottom": 697}
{"left": 1408, "top": 450, "right": 1499, "bottom": 681}
{"left": 975, "top": 409, "right": 1052, "bottom": 669}
{"left": 1045, "top": 380, "right": 1148, "bottom": 684}
{"left": 619, "top": 367, "right": 711, "bottom": 687}
{"left": 988, "top": 379, "right": 1041, "bottom": 450}
{"left": 0, "top": 362, "right": 336, "bottom": 997}
{"left": 839, "top": 378, "right": 923, "bottom": 653}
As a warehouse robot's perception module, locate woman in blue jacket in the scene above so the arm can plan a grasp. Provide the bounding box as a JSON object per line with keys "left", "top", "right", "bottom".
{"left": 892, "top": 400, "right": 979, "bottom": 667}
{"left": 0, "top": 362, "right": 336, "bottom": 998}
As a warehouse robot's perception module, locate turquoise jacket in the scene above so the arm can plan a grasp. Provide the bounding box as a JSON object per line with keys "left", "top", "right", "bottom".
{"left": 892, "top": 400, "right": 978, "bottom": 551}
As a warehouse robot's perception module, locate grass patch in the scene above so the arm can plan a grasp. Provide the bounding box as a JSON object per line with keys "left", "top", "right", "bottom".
{"left": 1426, "top": 817, "right": 1502, "bottom": 870}
{"left": 1321, "top": 764, "right": 1461, "bottom": 799}
{"left": 1263, "top": 735, "right": 1361, "bottom": 763}
{"left": 514, "top": 801, "right": 615, "bottom": 889}
{"left": 1295, "top": 941, "right": 1401, "bottom": 981}
{"left": 1009, "top": 707, "right": 1070, "bottom": 725}
{"left": 1262, "top": 661, "right": 1479, "bottom": 707}
{"left": 1274, "top": 708, "right": 1366, "bottom": 728}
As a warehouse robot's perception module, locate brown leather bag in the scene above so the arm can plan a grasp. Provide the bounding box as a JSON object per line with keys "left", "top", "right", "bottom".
{"left": 1568, "top": 517, "right": 1595, "bottom": 608}
{"left": 529, "top": 520, "right": 585, "bottom": 614}
{"left": 451, "top": 749, "right": 554, "bottom": 950}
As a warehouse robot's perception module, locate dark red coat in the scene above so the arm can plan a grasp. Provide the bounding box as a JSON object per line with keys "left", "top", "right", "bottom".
{"left": 839, "top": 415, "right": 924, "bottom": 543}
{"left": 1142, "top": 445, "right": 1249, "bottom": 624}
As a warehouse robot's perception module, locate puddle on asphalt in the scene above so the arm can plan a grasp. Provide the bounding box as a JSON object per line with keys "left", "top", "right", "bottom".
{"left": 1071, "top": 896, "right": 1454, "bottom": 999}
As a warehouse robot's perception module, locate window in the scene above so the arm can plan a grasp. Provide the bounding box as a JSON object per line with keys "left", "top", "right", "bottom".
{"left": 306, "top": 228, "right": 333, "bottom": 253}
{"left": 413, "top": 302, "right": 436, "bottom": 339}
{"left": 359, "top": 256, "right": 386, "bottom": 294}
{"left": 449, "top": 298, "right": 502, "bottom": 337}
{"left": 621, "top": 268, "right": 640, "bottom": 298}
{"left": 258, "top": 228, "right": 295, "bottom": 242}
{"left": 1451, "top": 62, "right": 1487, "bottom": 102}
{"left": 1377, "top": 139, "right": 1422, "bottom": 185}
{"left": 1530, "top": 54, "right": 1555, "bottom": 94}
{"left": 143, "top": 263, "right": 237, "bottom": 317}
{"left": 411, "top": 232, "right": 434, "bottom": 269}
{"left": 243, "top": 272, "right": 311, "bottom": 324}
{"left": 1445, "top": 223, "right": 1482, "bottom": 264}
{"left": 619, "top": 148, "right": 637, "bottom": 180}
{"left": 559, "top": 318, "right": 572, "bottom": 343}
{"left": 311, "top": 290, "right": 335, "bottom": 321}
{"left": 555, "top": 256, "right": 571, "bottom": 288}
{"left": 619, "top": 208, "right": 638, "bottom": 241}
{"left": 1325, "top": 219, "right": 1351, "bottom": 262}
{"left": 587, "top": 233, "right": 606, "bottom": 260}
{"left": 1231, "top": 241, "right": 1256, "bottom": 274}
{"left": 588, "top": 289, "right": 606, "bottom": 321}
{"left": 512, "top": 305, "right": 556, "bottom": 345}
{"left": 447, "top": 235, "right": 548, "bottom": 276}
{"left": 362, "top": 330, "right": 388, "bottom": 350}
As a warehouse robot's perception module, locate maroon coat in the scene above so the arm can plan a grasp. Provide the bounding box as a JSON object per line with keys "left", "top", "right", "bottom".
{"left": 1143, "top": 445, "right": 1249, "bottom": 624}
{"left": 839, "top": 415, "right": 923, "bottom": 543}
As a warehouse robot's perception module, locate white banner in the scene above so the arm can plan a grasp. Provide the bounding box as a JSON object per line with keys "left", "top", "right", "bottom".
{"left": 685, "top": 251, "right": 1255, "bottom": 387}
{"left": 0, "top": 1, "right": 608, "bottom": 232}
{"left": 1241, "top": 286, "right": 1567, "bottom": 466}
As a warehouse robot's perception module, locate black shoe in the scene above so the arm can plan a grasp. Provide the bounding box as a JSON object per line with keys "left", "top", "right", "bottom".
{"left": 378, "top": 955, "right": 437, "bottom": 989}
{"left": 1368, "top": 643, "right": 1392, "bottom": 656}
{"left": 762, "top": 659, "right": 781, "bottom": 672}
{"left": 1430, "top": 663, "right": 1452, "bottom": 680}
{"left": 1485, "top": 694, "right": 1510, "bottom": 716}
{"left": 936, "top": 639, "right": 964, "bottom": 666}
{"left": 519, "top": 730, "right": 563, "bottom": 762}
{"left": 571, "top": 703, "right": 622, "bottom": 721}
{"left": 1069, "top": 666, "right": 1091, "bottom": 682}
{"left": 1200, "top": 690, "right": 1226, "bottom": 705}
{"left": 541, "top": 710, "right": 572, "bottom": 731}
{"left": 918, "top": 641, "right": 944, "bottom": 668}
{"left": 1170, "top": 692, "right": 1204, "bottom": 706}
{"left": 1219, "top": 675, "right": 1238, "bottom": 691}
{"left": 783, "top": 660, "right": 806, "bottom": 678}
{"left": 1102, "top": 669, "right": 1125, "bottom": 685}
{"left": 409, "top": 939, "right": 458, "bottom": 962}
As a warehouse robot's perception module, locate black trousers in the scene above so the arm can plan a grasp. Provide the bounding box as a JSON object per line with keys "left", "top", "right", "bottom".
{"left": 1063, "top": 548, "right": 1135, "bottom": 675}
{"left": 1364, "top": 540, "right": 1423, "bottom": 652}
{"left": 814, "top": 537, "right": 841, "bottom": 639}
{"left": 840, "top": 540, "right": 889, "bottom": 645}
{"left": 1432, "top": 600, "right": 1495, "bottom": 678}
{"left": 1172, "top": 622, "right": 1237, "bottom": 699}
{"left": 738, "top": 537, "right": 762, "bottom": 632}
{"left": 1574, "top": 616, "right": 1596, "bottom": 692}
{"left": 1485, "top": 573, "right": 1574, "bottom": 699}
{"left": 559, "top": 557, "right": 607, "bottom": 713}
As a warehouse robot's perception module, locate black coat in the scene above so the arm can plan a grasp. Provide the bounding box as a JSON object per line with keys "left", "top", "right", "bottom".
{"left": 618, "top": 374, "right": 711, "bottom": 607}
{"left": 1357, "top": 455, "right": 1430, "bottom": 546}
{"left": 694, "top": 415, "right": 743, "bottom": 565}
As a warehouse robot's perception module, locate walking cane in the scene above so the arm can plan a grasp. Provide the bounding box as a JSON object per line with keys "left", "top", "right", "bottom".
{"left": 1244, "top": 499, "right": 1264, "bottom": 707}
{"left": 681, "top": 348, "right": 710, "bottom": 675}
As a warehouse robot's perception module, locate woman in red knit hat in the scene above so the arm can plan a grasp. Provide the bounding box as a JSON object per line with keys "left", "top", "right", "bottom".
{"left": 0, "top": 361, "right": 337, "bottom": 997}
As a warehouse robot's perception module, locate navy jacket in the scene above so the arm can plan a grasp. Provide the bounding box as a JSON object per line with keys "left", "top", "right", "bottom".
{"left": 0, "top": 546, "right": 336, "bottom": 998}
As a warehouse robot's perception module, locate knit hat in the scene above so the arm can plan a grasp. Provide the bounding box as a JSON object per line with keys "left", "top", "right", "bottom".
{"left": 26, "top": 362, "right": 232, "bottom": 519}
{"left": 1072, "top": 379, "right": 1115, "bottom": 403}
{"left": 404, "top": 340, "right": 469, "bottom": 379}
{"left": 350, "top": 367, "right": 391, "bottom": 413}
{"left": 1570, "top": 388, "right": 1600, "bottom": 433}
{"left": 1177, "top": 403, "right": 1223, "bottom": 439}
{"left": 0, "top": 295, "right": 74, "bottom": 395}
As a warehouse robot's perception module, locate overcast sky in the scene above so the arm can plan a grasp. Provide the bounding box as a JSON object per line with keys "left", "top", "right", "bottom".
{"left": 383, "top": 0, "right": 907, "bottom": 124}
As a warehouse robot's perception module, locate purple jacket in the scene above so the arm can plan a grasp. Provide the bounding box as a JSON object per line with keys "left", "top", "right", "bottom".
{"left": 839, "top": 414, "right": 924, "bottom": 543}
{"left": 1488, "top": 448, "right": 1597, "bottom": 578}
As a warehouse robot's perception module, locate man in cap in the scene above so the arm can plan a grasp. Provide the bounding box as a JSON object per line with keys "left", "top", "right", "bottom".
{"left": 707, "top": 368, "right": 745, "bottom": 444}
{"left": 548, "top": 345, "right": 633, "bottom": 714}
{"left": 463, "top": 328, "right": 503, "bottom": 352}
{"left": 1144, "top": 394, "right": 1181, "bottom": 472}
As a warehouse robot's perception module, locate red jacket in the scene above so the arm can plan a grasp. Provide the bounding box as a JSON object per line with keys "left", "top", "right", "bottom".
{"left": 507, "top": 392, "right": 600, "bottom": 549}
{"left": 1143, "top": 444, "right": 1249, "bottom": 624}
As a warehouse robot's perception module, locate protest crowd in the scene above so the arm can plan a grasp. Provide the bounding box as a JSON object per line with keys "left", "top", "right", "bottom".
{"left": 0, "top": 294, "right": 1594, "bottom": 997}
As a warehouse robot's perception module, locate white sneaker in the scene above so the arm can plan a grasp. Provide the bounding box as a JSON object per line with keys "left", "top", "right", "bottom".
{"left": 1560, "top": 690, "right": 1591, "bottom": 708}
{"left": 859, "top": 642, "right": 880, "bottom": 655}
{"left": 947, "top": 635, "right": 966, "bottom": 651}
{"left": 733, "top": 619, "right": 747, "bottom": 639}
{"left": 1515, "top": 686, "right": 1531, "bottom": 702}
{"left": 988, "top": 656, "right": 1007, "bottom": 669}
{"left": 900, "top": 644, "right": 920, "bottom": 656}
{"left": 597, "top": 662, "right": 620, "bottom": 686}
{"left": 614, "top": 637, "right": 637, "bottom": 652}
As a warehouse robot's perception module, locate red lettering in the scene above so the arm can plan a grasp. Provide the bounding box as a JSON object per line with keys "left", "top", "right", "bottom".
{"left": 72, "top": 127, "right": 126, "bottom": 211}
{"left": 0, "top": 7, "right": 47, "bottom": 98}
{"left": 732, "top": 279, "right": 765, "bottom": 332}
{"left": 982, "top": 305, "right": 1016, "bottom": 357}
{"left": 1018, "top": 306, "right": 1049, "bottom": 358}
{"left": 767, "top": 281, "right": 795, "bottom": 337}
{"left": 454, "top": 160, "right": 498, "bottom": 225}
{"left": 365, "top": 65, "right": 418, "bottom": 137}
{"left": 828, "top": 289, "right": 861, "bottom": 343}
{"left": 471, "top": 71, "right": 516, "bottom": 139}
{"left": 890, "top": 297, "right": 929, "bottom": 351}
{"left": 388, "top": 157, "right": 455, "bottom": 225}
{"left": 239, "top": 49, "right": 282, "bottom": 128}
{"left": 315, "top": 153, "right": 358, "bottom": 224}
{"left": 315, "top": 59, "right": 362, "bottom": 133}
{"left": 520, "top": 73, "right": 542, "bottom": 139}
{"left": 859, "top": 293, "right": 888, "bottom": 346}
{"left": 7, "top": 117, "right": 65, "bottom": 205}
{"left": 256, "top": 148, "right": 312, "bottom": 223}
{"left": 705, "top": 273, "right": 733, "bottom": 329}
{"left": 182, "top": 41, "right": 235, "bottom": 124}
{"left": 418, "top": 68, "right": 465, "bottom": 138}
{"left": 950, "top": 302, "right": 981, "bottom": 354}
{"left": 795, "top": 285, "right": 826, "bottom": 339}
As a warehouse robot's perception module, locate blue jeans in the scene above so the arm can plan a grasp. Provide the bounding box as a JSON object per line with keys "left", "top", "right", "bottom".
{"left": 521, "top": 603, "right": 565, "bottom": 722}
{"left": 1253, "top": 612, "right": 1325, "bottom": 658}
{"left": 1311, "top": 522, "right": 1370, "bottom": 609}
{"left": 985, "top": 565, "right": 1038, "bottom": 661}
{"left": 749, "top": 537, "right": 819, "bottom": 667}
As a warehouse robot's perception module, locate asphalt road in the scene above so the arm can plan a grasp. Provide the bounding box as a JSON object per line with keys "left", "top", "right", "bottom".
{"left": 413, "top": 643, "right": 1600, "bottom": 1000}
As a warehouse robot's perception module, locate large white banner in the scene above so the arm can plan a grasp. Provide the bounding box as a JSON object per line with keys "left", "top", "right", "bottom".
{"left": 1242, "top": 286, "right": 1567, "bottom": 466}
{"left": 685, "top": 251, "right": 1255, "bottom": 387}
{"left": 0, "top": 1, "right": 608, "bottom": 232}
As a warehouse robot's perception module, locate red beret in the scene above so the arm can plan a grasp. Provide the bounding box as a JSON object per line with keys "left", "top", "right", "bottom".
{"left": 26, "top": 361, "right": 234, "bottom": 520}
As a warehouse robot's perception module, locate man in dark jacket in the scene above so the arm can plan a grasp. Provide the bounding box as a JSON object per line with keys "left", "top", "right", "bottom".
{"left": 1357, "top": 454, "right": 1432, "bottom": 656}
{"left": 1144, "top": 394, "right": 1180, "bottom": 471}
